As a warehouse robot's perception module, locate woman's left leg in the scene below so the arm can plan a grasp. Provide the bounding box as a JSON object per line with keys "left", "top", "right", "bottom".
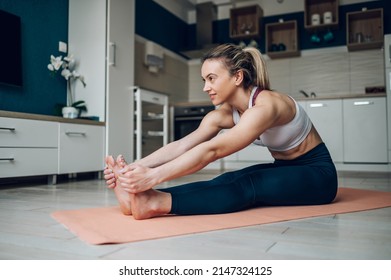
{"left": 160, "top": 163, "right": 278, "bottom": 215}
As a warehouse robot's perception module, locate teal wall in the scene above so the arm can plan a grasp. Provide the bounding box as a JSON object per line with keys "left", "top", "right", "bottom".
{"left": 0, "top": 0, "right": 68, "bottom": 116}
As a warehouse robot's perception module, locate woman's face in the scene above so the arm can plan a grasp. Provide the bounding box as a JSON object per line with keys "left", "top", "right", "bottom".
{"left": 201, "top": 59, "right": 237, "bottom": 106}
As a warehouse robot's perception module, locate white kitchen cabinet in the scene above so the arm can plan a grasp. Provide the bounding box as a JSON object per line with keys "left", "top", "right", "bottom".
{"left": 58, "top": 123, "right": 105, "bottom": 174}
{"left": 0, "top": 117, "right": 58, "bottom": 178}
{"left": 0, "top": 114, "right": 105, "bottom": 181}
{"left": 306, "top": 99, "right": 343, "bottom": 162}
{"left": 343, "top": 97, "right": 387, "bottom": 163}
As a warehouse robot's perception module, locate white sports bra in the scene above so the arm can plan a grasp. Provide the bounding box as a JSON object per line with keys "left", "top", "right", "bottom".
{"left": 232, "top": 87, "right": 312, "bottom": 152}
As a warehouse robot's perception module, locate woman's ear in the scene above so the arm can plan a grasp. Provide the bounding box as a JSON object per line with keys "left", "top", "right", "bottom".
{"left": 234, "top": 70, "right": 244, "bottom": 86}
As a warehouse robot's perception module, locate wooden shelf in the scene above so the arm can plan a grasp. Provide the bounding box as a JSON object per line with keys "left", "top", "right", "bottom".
{"left": 346, "top": 8, "right": 384, "bottom": 52}
{"left": 230, "top": 5, "right": 263, "bottom": 40}
{"left": 304, "top": 0, "right": 339, "bottom": 31}
{"left": 266, "top": 20, "right": 300, "bottom": 59}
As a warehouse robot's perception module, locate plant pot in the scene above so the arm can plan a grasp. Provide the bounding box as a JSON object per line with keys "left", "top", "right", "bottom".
{"left": 62, "top": 107, "right": 79, "bottom": 119}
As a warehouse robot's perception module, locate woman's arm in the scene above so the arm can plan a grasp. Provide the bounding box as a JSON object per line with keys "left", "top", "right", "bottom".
{"left": 117, "top": 100, "right": 279, "bottom": 193}
{"left": 134, "top": 107, "right": 229, "bottom": 168}
{"left": 105, "top": 105, "right": 231, "bottom": 189}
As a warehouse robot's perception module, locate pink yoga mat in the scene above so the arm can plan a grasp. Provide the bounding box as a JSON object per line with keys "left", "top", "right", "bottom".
{"left": 51, "top": 187, "right": 391, "bottom": 245}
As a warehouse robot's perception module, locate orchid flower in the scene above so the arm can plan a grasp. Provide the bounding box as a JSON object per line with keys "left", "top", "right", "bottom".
{"left": 47, "top": 55, "right": 63, "bottom": 72}
{"left": 48, "top": 53, "right": 86, "bottom": 86}
{"left": 61, "top": 68, "right": 72, "bottom": 80}
{"left": 48, "top": 52, "right": 87, "bottom": 108}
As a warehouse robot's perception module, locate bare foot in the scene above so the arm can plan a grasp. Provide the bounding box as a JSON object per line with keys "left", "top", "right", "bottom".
{"left": 130, "top": 189, "right": 172, "bottom": 220}
{"left": 108, "top": 155, "right": 172, "bottom": 220}
{"left": 108, "top": 155, "right": 133, "bottom": 215}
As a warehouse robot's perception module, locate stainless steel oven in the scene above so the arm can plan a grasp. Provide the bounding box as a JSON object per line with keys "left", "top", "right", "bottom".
{"left": 173, "top": 105, "right": 215, "bottom": 140}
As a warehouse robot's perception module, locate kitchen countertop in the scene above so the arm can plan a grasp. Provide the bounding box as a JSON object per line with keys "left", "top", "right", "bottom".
{"left": 173, "top": 93, "right": 387, "bottom": 106}
{"left": 0, "top": 110, "right": 105, "bottom": 126}
{"left": 294, "top": 93, "right": 386, "bottom": 101}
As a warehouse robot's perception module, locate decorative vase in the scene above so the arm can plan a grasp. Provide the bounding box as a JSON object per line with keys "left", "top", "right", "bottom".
{"left": 62, "top": 106, "right": 79, "bottom": 119}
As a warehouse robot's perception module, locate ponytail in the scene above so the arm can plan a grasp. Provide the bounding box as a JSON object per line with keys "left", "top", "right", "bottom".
{"left": 202, "top": 43, "right": 270, "bottom": 90}
{"left": 243, "top": 47, "right": 270, "bottom": 90}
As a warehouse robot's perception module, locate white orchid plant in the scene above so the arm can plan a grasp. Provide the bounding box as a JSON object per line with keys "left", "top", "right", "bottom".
{"left": 48, "top": 54, "right": 87, "bottom": 114}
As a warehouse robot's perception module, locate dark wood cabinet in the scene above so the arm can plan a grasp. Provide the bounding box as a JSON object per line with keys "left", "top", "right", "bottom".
{"left": 304, "top": 0, "right": 339, "bottom": 31}
{"left": 266, "top": 20, "right": 300, "bottom": 59}
{"left": 230, "top": 5, "right": 263, "bottom": 40}
{"left": 346, "top": 8, "right": 384, "bottom": 52}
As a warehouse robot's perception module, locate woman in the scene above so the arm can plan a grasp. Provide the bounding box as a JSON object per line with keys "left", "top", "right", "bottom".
{"left": 104, "top": 43, "right": 338, "bottom": 220}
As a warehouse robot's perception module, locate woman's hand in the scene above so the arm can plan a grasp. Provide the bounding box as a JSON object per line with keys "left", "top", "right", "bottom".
{"left": 117, "top": 163, "right": 159, "bottom": 193}
{"left": 103, "top": 155, "right": 117, "bottom": 189}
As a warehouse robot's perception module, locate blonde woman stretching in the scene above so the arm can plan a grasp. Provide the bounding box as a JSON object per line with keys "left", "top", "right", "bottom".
{"left": 104, "top": 43, "right": 338, "bottom": 220}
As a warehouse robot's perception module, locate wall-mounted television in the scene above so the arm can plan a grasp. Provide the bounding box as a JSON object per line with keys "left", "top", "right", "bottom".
{"left": 0, "top": 9, "right": 23, "bottom": 87}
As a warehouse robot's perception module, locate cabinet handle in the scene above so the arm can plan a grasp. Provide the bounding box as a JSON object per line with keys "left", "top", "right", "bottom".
{"left": 147, "top": 130, "right": 164, "bottom": 136}
{"left": 353, "top": 101, "right": 374, "bottom": 106}
{"left": 65, "top": 132, "right": 86, "bottom": 136}
{"left": 309, "top": 103, "right": 326, "bottom": 108}
{"left": 0, "top": 127, "right": 16, "bottom": 131}
{"left": 389, "top": 45, "right": 391, "bottom": 63}
{"left": 109, "top": 42, "right": 116, "bottom": 66}
{"left": 0, "top": 157, "right": 14, "bottom": 161}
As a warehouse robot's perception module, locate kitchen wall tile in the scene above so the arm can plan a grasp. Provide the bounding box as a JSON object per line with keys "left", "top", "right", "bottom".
{"left": 267, "top": 49, "right": 382, "bottom": 100}
{"left": 267, "top": 59, "right": 291, "bottom": 95}
{"left": 349, "top": 49, "right": 385, "bottom": 94}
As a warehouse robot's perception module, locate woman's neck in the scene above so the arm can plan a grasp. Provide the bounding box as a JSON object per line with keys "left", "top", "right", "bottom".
{"left": 230, "top": 86, "right": 254, "bottom": 115}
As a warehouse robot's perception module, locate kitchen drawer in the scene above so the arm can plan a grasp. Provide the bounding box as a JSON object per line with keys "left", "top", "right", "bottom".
{"left": 0, "top": 117, "right": 58, "bottom": 148}
{"left": 58, "top": 123, "right": 105, "bottom": 174}
{"left": 0, "top": 148, "right": 58, "bottom": 178}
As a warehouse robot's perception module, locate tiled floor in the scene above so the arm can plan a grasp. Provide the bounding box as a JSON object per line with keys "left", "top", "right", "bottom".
{"left": 0, "top": 171, "right": 390, "bottom": 260}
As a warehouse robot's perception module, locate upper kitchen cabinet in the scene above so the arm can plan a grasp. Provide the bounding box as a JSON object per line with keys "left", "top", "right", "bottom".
{"left": 230, "top": 5, "right": 263, "bottom": 40}
{"left": 266, "top": 20, "right": 300, "bottom": 59}
{"left": 304, "top": 0, "right": 339, "bottom": 31}
{"left": 346, "top": 8, "right": 384, "bottom": 52}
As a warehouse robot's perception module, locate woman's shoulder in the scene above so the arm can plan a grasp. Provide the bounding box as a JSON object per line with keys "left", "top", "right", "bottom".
{"left": 253, "top": 90, "right": 296, "bottom": 125}
{"left": 255, "top": 90, "right": 293, "bottom": 106}
{"left": 203, "top": 103, "right": 234, "bottom": 129}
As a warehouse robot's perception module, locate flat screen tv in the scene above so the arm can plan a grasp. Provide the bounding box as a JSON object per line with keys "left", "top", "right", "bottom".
{"left": 0, "top": 9, "right": 23, "bottom": 87}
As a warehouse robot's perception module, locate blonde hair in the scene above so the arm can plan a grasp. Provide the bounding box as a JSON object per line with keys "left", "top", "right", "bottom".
{"left": 201, "top": 43, "right": 270, "bottom": 90}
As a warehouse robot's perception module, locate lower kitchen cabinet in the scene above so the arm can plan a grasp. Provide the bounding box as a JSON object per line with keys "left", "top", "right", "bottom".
{"left": 306, "top": 99, "right": 343, "bottom": 162}
{"left": 0, "top": 117, "right": 58, "bottom": 178}
{"left": 0, "top": 114, "right": 105, "bottom": 181}
{"left": 58, "top": 123, "right": 105, "bottom": 174}
{"left": 343, "top": 97, "right": 388, "bottom": 163}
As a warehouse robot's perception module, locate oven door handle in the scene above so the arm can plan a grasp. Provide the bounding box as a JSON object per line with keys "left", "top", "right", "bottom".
{"left": 175, "top": 116, "right": 204, "bottom": 121}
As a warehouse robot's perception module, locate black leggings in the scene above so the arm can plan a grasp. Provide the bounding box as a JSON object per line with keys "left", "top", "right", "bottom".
{"left": 161, "top": 143, "right": 338, "bottom": 215}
